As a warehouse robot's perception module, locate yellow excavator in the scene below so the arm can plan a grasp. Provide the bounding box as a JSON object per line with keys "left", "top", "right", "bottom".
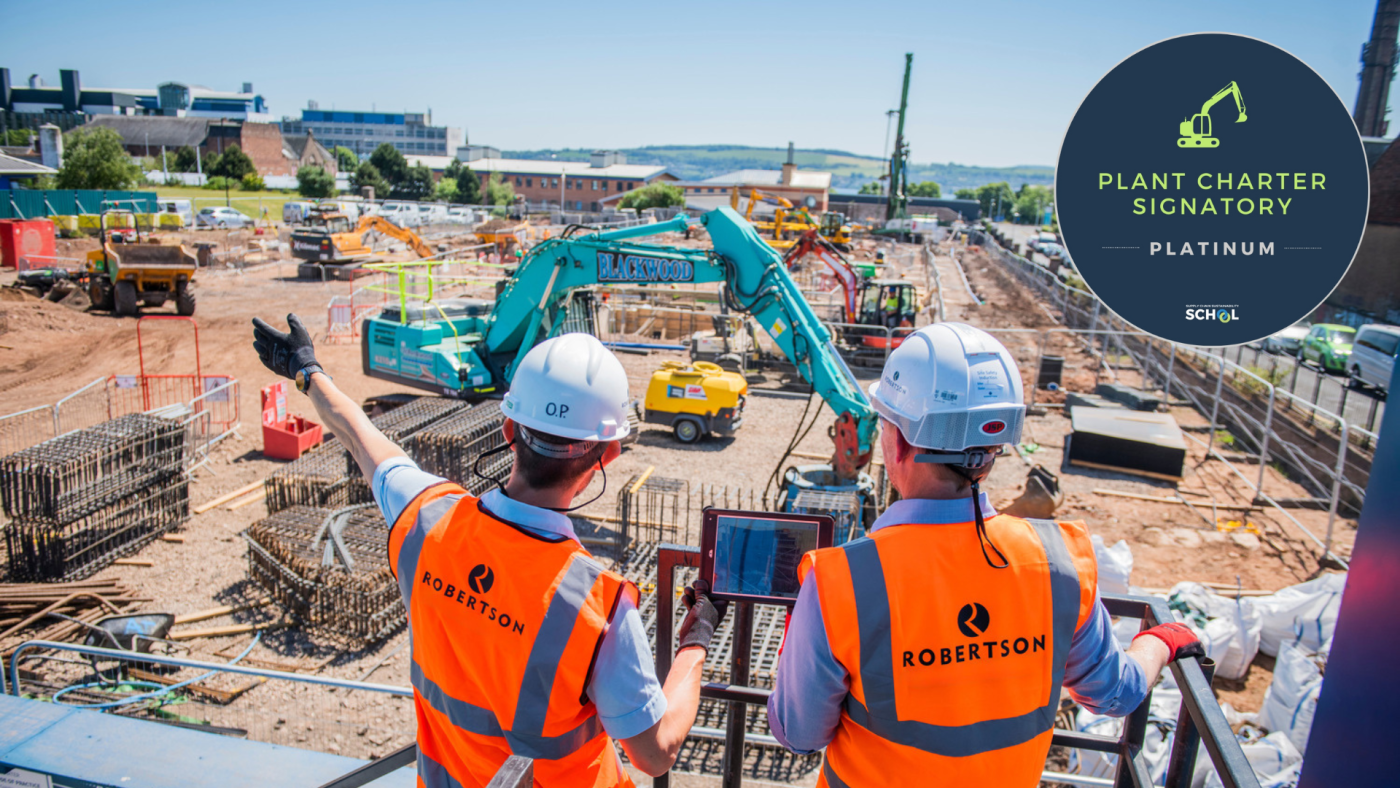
{"left": 291, "top": 210, "right": 434, "bottom": 279}
{"left": 1178, "top": 81, "right": 1247, "bottom": 148}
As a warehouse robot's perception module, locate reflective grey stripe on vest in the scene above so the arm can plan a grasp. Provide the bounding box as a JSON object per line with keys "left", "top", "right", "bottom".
{"left": 511, "top": 554, "right": 608, "bottom": 756}
{"left": 822, "top": 758, "right": 853, "bottom": 788}
{"left": 396, "top": 494, "right": 463, "bottom": 620}
{"left": 838, "top": 517, "right": 1081, "bottom": 758}
{"left": 405, "top": 550, "right": 608, "bottom": 760}
{"left": 418, "top": 748, "right": 466, "bottom": 788}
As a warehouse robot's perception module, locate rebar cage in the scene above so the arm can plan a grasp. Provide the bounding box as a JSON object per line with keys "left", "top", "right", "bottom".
{"left": 1, "top": 413, "right": 189, "bottom": 581}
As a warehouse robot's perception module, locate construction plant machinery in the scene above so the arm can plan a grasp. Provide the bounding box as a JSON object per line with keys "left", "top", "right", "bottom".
{"left": 290, "top": 209, "right": 434, "bottom": 279}
{"left": 730, "top": 188, "right": 852, "bottom": 251}
{"left": 86, "top": 208, "right": 198, "bottom": 317}
{"left": 781, "top": 228, "right": 917, "bottom": 352}
{"left": 643, "top": 360, "right": 748, "bottom": 443}
{"left": 360, "top": 206, "right": 878, "bottom": 486}
{"left": 1178, "top": 80, "right": 1247, "bottom": 148}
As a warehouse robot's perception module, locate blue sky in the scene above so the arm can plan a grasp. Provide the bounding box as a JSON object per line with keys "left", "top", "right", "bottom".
{"left": 2, "top": 0, "right": 1389, "bottom": 167}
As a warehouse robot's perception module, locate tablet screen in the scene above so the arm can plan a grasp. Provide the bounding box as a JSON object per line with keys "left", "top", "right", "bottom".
{"left": 711, "top": 514, "right": 821, "bottom": 600}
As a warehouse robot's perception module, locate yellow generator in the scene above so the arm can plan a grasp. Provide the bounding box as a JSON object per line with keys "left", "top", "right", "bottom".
{"left": 643, "top": 361, "right": 747, "bottom": 443}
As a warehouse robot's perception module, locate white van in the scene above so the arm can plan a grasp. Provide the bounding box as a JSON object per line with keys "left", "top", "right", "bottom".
{"left": 1349, "top": 323, "right": 1400, "bottom": 393}
{"left": 317, "top": 200, "right": 362, "bottom": 222}
{"left": 283, "top": 201, "right": 316, "bottom": 224}
{"left": 380, "top": 202, "right": 421, "bottom": 227}
{"left": 156, "top": 199, "right": 194, "bottom": 227}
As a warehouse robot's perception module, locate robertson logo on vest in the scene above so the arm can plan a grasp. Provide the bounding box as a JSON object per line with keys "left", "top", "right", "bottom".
{"left": 902, "top": 602, "right": 1046, "bottom": 668}
{"left": 468, "top": 563, "right": 495, "bottom": 594}
{"left": 421, "top": 565, "right": 525, "bottom": 636}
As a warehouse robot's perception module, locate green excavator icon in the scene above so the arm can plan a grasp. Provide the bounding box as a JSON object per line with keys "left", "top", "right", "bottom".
{"left": 1178, "top": 81, "right": 1247, "bottom": 148}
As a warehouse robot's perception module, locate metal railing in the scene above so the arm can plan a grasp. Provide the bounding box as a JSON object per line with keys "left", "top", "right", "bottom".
{"left": 650, "top": 544, "right": 1259, "bottom": 788}
{"left": 6, "top": 639, "right": 416, "bottom": 763}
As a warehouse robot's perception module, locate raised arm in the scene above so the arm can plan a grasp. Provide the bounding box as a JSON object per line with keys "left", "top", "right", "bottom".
{"left": 252, "top": 314, "right": 406, "bottom": 479}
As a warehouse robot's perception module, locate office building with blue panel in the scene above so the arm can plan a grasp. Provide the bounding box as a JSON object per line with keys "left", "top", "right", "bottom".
{"left": 279, "top": 102, "right": 463, "bottom": 159}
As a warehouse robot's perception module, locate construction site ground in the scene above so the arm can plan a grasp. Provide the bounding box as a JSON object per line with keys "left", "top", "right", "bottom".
{"left": 0, "top": 227, "right": 1356, "bottom": 785}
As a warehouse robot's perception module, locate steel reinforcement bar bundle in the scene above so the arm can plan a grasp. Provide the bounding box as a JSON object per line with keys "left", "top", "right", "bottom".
{"left": 245, "top": 504, "right": 403, "bottom": 646}
{"left": 265, "top": 397, "right": 470, "bottom": 514}
{"left": 1, "top": 413, "right": 188, "bottom": 581}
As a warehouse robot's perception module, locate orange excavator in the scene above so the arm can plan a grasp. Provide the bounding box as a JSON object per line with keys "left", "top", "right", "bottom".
{"left": 782, "top": 229, "right": 863, "bottom": 323}
{"left": 291, "top": 209, "right": 435, "bottom": 279}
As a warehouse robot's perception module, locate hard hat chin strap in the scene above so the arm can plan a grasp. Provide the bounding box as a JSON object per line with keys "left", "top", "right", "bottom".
{"left": 914, "top": 449, "right": 1009, "bottom": 570}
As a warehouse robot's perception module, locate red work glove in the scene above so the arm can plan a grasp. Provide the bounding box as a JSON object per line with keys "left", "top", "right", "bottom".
{"left": 1134, "top": 622, "right": 1207, "bottom": 662}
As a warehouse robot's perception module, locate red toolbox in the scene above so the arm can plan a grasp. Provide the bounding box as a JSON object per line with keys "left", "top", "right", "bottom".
{"left": 0, "top": 219, "right": 56, "bottom": 270}
{"left": 260, "top": 381, "right": 323, "bottom": 460}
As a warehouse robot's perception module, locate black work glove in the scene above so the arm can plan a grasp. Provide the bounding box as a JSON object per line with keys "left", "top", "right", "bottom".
{"left": 252, "top": 314, "right": 319, "bottom": 379}
{"left": 677, "top": 579, "right": 728, "bottom": 655}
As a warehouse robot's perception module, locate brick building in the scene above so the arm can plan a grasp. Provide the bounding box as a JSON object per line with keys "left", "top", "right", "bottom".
{"left": 82, "top": 116, "right": 332, "bottom": 178}
{"left": 282, "top": 131, "right": 336, "bottom": 174}
{"left": 456, "top": 148, "right": 674, "bottom": 210}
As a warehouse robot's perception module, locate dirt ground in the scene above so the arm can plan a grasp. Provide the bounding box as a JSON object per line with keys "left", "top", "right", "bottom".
{"left": 0, "top": 226, "right": 1356, "bottom": 779}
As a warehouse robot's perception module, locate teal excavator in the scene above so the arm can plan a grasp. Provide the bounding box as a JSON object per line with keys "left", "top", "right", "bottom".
{"left": 360, "top": 207, "right": 877, "bottom": 479}
{"left": 1178, "top": 80, "right": 1247, "bottom": 148}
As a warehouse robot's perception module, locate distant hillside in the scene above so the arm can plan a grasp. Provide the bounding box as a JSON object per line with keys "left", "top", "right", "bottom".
{"left": 499, "top": 145, "right": 1054, "bottom": 193}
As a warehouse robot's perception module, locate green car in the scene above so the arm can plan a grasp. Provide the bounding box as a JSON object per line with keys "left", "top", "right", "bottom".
{"left": 1300, "top": 323, "right": 1356, "bottom": 373}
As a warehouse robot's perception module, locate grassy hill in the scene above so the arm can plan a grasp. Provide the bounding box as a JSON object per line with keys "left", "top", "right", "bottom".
{"left": 500, "top": 145, "right": 1054, "bottom": 193}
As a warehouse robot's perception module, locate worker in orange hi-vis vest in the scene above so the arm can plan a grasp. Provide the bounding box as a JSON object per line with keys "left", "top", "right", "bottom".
{"left": 251, "top": 318, "right": 729, "bottom": 787}
{"left": 767, "top": 322, "right": 1205, "bottom": 787}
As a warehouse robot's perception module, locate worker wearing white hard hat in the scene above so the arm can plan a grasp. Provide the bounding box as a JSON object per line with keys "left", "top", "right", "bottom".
{"left": 250, "top": 324, "right": 726, "bottom": 786}
{"left": 767, "top": 323, "right": 1203, "bottom": 786}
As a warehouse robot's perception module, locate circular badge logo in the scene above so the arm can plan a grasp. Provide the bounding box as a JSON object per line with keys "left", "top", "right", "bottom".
{"left": 1056, "top": 34, "right": 1369, "bottom": 346}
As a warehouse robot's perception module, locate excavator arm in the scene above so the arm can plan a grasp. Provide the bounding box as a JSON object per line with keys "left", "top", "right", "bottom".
{"left": 358, "top": 215, "right": 435, "bottom": 258}
{"left": 783, "top": 229, "right": 861, "bottom": 323}
{"left": 482, "top": 207, "right": 876, "bottom": 477}
{"left": 1200, "top": 80, "right": 1247, "bottom": 122}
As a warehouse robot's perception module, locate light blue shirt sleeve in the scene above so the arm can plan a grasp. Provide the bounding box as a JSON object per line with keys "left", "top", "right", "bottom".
{"left": 767, "top": 569, "right": 849, "bottom": 754}
{"left": 587, "top": 593, "right": 667, "bottom": 741}
{"left": 1062, "top": 593, "right": 1149, "bottom": 716}
{"left": 371, "top": 456, "right": 448, "bottom": 527}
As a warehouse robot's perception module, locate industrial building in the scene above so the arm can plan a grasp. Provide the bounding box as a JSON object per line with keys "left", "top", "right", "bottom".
{"left": 0, "top": 68, "right": 271, "bottom": 122}
{"left": 279, "top": 102, "right": 463, "bottom": 159}
{"left": 672, "top": 163, "right": 833, "bottom": 213}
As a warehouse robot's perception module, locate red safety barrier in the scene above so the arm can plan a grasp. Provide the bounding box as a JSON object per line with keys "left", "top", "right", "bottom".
{"left": 260, "top": 380, "right": 322, "bottom": 460}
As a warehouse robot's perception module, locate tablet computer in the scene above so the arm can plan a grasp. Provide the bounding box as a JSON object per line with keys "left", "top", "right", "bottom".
{"left": 700, "top": 508, "right": 834, "bottom": 606}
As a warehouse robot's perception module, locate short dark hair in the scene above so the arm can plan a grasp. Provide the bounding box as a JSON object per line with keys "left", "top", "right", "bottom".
{"left": 513, "top": 434, "right": 608, "bottom": 490}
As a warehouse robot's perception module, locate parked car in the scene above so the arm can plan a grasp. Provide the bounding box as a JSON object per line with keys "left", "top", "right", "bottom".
{"left": 195, "top": 206, "right": 252, "bottom": 229}
{"left": 1263, "top": 324, "right": 1311, "bottom": 355}
{"left": 379, "top": 202, "right": 421, "bottom": 227}
{"left": 283, "top": 201, "right": 316, "bottom": 224}
{"left": 156, "top": 199, "right": 195, "bottom": 227}
{"left": 1349, "top": 323, "right": 1400, "bottom": 394}
{"left": 1300, "top": 323, "right": 1356, "bottom": 373}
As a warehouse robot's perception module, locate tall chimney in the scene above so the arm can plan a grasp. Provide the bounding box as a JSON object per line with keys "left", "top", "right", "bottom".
{"left": 781, "top": 141, "right": 797, "bottom": 186}
{"left": 0, "top": 69, "right": 10, "bottom": 112}
{"left": 59, "top": 69, "right": 81, "bottom": 112}
{"left": 39, "top": 124, "right": 63, "bottom": 170}
{"left": 1355, "top": 0, "right": 1400, "bottom": 137}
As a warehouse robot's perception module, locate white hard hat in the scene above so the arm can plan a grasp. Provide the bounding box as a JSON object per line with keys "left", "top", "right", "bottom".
{"left": 868, "top": 322, "right": 1024, "bottom": 454}
{"left": 501, "top": 333, "right": 632, "bottom": 443}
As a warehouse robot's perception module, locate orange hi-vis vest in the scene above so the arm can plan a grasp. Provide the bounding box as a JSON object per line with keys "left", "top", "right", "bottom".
{"left": 388, "top": 482, "right": 639, "bottom": 788}
{"left": 802, "top": 514, "right": 1098, "bottom": 788}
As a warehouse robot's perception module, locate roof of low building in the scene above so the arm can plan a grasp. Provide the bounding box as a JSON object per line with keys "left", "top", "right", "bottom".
{"left": 698, "top": 168, "right": 832, "bottom": 190}
{"left": 0, "top": 153, "right": 57, "bottom": 175}
{"left": 283, "top": 132, "right": 329, "bottom": 161}
{"left": 83, "top": 116, "right": 210, "bottom": 148}
{"left": 460, "top": 157, "right": 671, "bottom": 180}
